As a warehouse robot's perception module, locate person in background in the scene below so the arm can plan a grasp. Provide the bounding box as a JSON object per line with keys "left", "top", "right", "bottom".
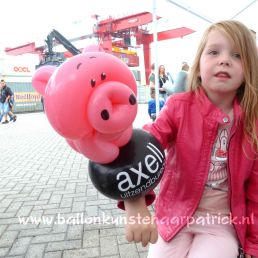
{"left": 148, "top": 63, "right": 156, "bottom": 89}
{"left": 0, "top": 79, "right": 16, "bottom": 124}
{"left": 148, "top": 88, "right": 165, "bottom": 121}
{"left": 8, "top": 94, "right": 17, "bottom": 122}
{"left": 172, "top": 62, "right": 190, "bottom": 93}
{"left": 158, "top": 65, "right": 170, "bottom": 101}
{"left": 149, "top": 64, "right": 173, "bottom": 101}
{"left": 122, "top": 20, "right": 258, "bottom": 258}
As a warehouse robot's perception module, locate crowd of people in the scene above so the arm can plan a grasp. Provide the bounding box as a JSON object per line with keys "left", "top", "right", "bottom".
{"left": 0, "top": 79, "right": 17, "bottom": 124}
{"left": 147, "top": 62, "right": 190, "bottom": 121}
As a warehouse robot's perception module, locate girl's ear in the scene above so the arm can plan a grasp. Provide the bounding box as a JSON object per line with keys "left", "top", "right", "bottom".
{"left": 32, "top": 65, "right": 56, "bottom": 95}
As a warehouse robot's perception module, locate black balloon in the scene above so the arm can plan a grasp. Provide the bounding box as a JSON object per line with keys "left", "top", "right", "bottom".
{"left": 88, "top": 128, "right": 165, "bottom": 200}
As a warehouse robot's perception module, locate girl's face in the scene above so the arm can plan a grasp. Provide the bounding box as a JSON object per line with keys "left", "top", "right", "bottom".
{"left": 199, "top": 30, "right": 244, "bottom": 101}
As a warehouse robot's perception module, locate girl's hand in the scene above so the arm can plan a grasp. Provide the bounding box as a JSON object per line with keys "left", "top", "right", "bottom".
{"left": 245, "top": 254, "right": 251, "bottom": 258}
{"left": 124, "top": 197, "right": 158, "bottom": 247}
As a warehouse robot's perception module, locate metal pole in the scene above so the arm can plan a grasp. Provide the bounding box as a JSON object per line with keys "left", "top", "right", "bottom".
{"left": 153, "top": 0, "right": 160, "bottom": 116}
{"left": 230, "top": 0, "right": 257, "bottom": 19}
{"left": 165, "top": 0, "right": 213, "bottom": 24}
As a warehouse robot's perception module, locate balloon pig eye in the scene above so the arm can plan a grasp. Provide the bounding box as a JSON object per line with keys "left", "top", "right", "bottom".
{"left": 129, "top": 94, "right": 136, "bottom": 105}
{"left": 101, "top": 73, "right": 106, "bottom": 80}
{"left": 101, "top": 109, "right": 109, "bottom": 120}
{"left": 91, "top": 79, "right": 96, "bottom": 87}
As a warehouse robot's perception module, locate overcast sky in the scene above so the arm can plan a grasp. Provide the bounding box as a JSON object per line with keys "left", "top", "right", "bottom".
{"left": 1, "top": 0, "right": 257, "bottom": 73}
{"left": 1, "top": 0, "right": 257, "bottom": 47}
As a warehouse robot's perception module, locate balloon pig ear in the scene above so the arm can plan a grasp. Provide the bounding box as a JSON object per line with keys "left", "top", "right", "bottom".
{"left": 82, "top": 44, "right": 105, "bottom": 53}
{"left": 32, "top": 65, "right": 56, "bottom": 95}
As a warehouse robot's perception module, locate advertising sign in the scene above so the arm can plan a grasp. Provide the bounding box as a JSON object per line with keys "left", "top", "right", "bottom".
{"left": 0, "top": 55, "right": 43, "bottom": 112}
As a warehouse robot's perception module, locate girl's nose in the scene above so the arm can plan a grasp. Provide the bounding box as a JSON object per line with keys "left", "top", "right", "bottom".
{"left": 220, "top": 60, "right": 230, "bottom": 66}
{"left": 219, "top": 54, "right": 231, "bottom": 66}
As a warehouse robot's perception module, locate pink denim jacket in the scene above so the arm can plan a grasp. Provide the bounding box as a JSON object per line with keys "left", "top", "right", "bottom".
{"left": 120, "top": 88, "right": 258, "bottom": 256}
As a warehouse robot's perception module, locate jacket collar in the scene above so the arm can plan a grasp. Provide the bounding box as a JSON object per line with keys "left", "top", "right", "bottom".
{"left": 195, "top": 87, "right": 242, "bottom": 125}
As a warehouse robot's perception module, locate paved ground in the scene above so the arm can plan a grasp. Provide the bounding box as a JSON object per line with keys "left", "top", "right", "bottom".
{"left": 0, "top": 104, "right": 155, "bottom": 258}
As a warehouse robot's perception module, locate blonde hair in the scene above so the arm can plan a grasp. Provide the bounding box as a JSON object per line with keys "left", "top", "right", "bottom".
{"left": 188, "top": 20, "right": 258, "bottom": 151}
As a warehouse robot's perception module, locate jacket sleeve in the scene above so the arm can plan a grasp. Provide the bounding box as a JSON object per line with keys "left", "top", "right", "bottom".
{"left": 117, "top": 96, "right": 179, "bottom": 210}
{"left": 245, "top": 158, "right": 258, "bottom": 256}
{"left": 143, "top": 96, "right": 178, "bottom": 150}
{"left": 117, "top": 190, "right": 156, "bottom": 210}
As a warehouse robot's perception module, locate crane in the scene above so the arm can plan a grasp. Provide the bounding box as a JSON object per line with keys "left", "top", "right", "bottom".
{"left": 37, "top": 29, "right": 81, "bottom": 68}
{"left": 5, "top": 12, "right": 195, "bottom": 83}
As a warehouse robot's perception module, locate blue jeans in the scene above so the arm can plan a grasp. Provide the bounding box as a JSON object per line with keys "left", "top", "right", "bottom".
{"left": 159, "top": 92, "right": 167, "bottom": 102}
{"left": 0, "top": 102, "right": 10, "bottom": 122}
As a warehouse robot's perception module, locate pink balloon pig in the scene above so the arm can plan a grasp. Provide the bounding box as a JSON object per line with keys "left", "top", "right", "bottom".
{"left": 32, "top": 46, "right": 138, "bottom": 164}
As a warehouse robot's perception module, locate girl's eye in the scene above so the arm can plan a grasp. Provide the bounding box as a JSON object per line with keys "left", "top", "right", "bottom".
{"left": 232, "top": 53, "right": 241, "bottom": 59}
{"left": 208, "top": 50, "right": 218, "bottom": 55}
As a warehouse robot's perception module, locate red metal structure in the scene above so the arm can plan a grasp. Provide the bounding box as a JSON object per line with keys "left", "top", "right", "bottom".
{"left": 5, "top": 12, "right": 195, "bottom": 83}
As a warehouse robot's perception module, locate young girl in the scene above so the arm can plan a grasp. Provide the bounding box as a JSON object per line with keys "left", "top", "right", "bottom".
{"left": 122, "top": 20, "right": 258, "bottom": 258}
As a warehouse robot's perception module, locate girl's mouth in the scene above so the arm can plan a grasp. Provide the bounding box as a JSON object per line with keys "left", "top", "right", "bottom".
{"left": 215, "top": 72, "right": 231, "bottom": 79}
